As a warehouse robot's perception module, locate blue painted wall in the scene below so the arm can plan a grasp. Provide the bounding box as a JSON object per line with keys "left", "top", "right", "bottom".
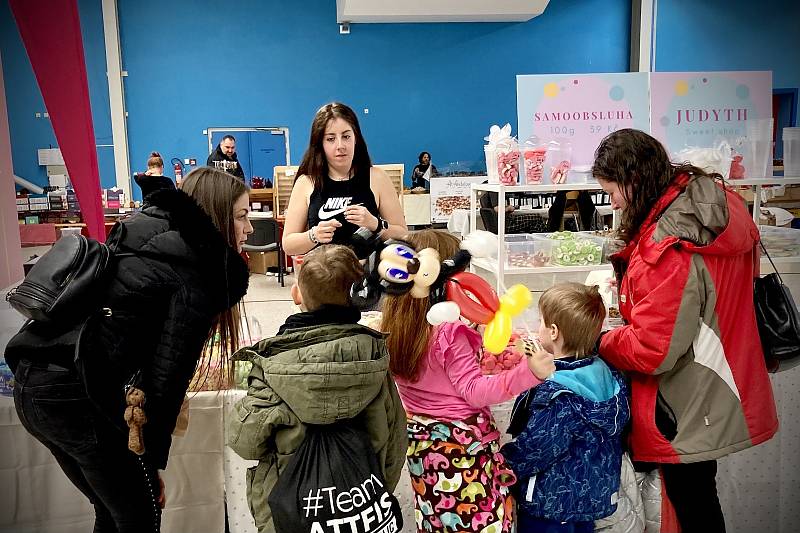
{"left": 0, "top": 0, "right": 114, "bottom": 190}
{"left": 2, "top": 0, "right": 630, "bottom": 199}
{"left": 117, "top": 0, "right": 630, "bottom": 199}
{"left": 5, "top": 1, "right": 800, "bottom": 199}
{"left": 655, "top": 0, "right": 800, "bottom": 115}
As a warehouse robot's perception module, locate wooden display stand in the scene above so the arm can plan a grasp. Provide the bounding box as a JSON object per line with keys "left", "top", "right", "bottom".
{"left": 248, "top": 188, "right": 274, "bottom": 212}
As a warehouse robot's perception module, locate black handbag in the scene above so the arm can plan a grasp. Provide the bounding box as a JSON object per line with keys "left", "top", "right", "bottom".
{"left": 754, "top": 241, "right": 800, "bottom": 372}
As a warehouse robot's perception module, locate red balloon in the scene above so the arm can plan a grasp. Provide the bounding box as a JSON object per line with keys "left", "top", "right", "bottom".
{"left": 445, "top": 272, "right": 500, "bottom": 324}
{"left": 451, "top": 272, "right": 499, "bottom": 311}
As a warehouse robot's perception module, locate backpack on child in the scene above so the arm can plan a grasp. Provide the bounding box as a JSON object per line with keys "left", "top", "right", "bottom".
{"left": 268, "top": 421, "right": 403, "bottom": 533}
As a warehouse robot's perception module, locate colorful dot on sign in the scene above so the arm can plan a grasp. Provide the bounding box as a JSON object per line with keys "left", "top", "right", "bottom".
{"left": 543, "top": 82, "right": 559, "bottom": 98}
{"left": 675, "top": 80, "right": 689, "bottom": 96}
{"left": 736, "top": 84, "right": 750, "bottom": 99}
{"left": 573, "top": 79, "right": 578, "bottom": 84}
{"left": 703, "top": 78, "right": 708, "bottom": 83}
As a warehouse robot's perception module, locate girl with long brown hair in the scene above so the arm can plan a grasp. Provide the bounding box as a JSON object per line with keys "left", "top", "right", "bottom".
{"left": 381, "top": 229, "right": 554, "bottom": 533}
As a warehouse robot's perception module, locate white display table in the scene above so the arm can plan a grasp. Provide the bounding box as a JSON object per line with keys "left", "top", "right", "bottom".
{"left": 402, "top": 192, "right": 431, "bottom": 226}
{"left": 0, "top": 390, "right": 226, "bottom": 533}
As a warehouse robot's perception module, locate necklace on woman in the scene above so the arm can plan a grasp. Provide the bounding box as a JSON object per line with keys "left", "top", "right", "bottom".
{"left": 329, "top": 171, "right": 352, "bottom": 182}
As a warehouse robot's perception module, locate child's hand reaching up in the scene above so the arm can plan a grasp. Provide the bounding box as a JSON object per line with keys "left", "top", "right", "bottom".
{"left": 527, "top": 348, "right": 556, "bottom": 380}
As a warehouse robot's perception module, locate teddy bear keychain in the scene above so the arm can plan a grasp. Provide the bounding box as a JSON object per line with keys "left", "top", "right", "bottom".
{"left": 124, "top": 386, "right": 147, "bottom": 455}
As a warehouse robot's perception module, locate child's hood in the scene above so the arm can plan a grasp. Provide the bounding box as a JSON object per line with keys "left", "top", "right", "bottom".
{"left": 235, "top": 323, "right": 390, "bottom": 424}
{"left": 543, "top": 357, "right": 628, "bottom": 437}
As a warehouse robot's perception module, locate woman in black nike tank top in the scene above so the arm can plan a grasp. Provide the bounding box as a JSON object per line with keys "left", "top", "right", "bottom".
{"left": 282, "top": 102, "right": 407, "bottom": 259}
{"left": 307, "top": 170, "right": 380, "bottom": 247}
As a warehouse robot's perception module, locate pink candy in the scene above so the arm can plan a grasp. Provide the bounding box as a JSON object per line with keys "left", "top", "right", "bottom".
{"left": 523, "top": 148, "right": 547, "bottom": 184}
{"left": 550, "top": 160, "right": 571, "bottom": 184}
{"left": 480, "top": 332, "right": 524, "bottom": 375}
{"left": 497, "top": 150, "right": 520, "bottom": 185}
{"left": 730, "top": 154, "right": 745, "bottom": 179}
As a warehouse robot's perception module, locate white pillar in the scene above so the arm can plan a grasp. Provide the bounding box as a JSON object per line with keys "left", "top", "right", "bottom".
{"left": 102, "top": 0, "right": 131, "bottom": 199}
{"left": 0, "top": 51, "right": 24, "bottom": 288}
{"left": 630, "top": 0, "right": 656, "bottom": 72}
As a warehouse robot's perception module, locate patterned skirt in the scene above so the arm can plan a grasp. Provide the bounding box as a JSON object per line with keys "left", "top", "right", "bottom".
{"left": 406, "top": 413, "right": 517, "bottom": 533}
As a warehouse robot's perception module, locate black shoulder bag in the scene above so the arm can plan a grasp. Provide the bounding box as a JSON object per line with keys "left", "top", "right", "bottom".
{"left": 754, "top": 240, "right": 800, "bottom": 372}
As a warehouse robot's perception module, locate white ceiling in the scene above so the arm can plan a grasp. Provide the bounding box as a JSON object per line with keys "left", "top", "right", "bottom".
{"left": 336, "top": 0, "right": 551, "bottom": 23}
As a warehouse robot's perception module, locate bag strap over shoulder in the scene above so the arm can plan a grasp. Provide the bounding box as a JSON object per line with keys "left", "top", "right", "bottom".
{"left": 759, "top": 239, "right": 784, "bottom": 285}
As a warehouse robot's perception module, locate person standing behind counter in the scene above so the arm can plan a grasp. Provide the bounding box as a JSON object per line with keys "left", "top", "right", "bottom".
{"left": 410, "top": 151, "right": 437, "bottom": 190}
{"left": 282, "top": 102, "right": 407, "bottom": 258}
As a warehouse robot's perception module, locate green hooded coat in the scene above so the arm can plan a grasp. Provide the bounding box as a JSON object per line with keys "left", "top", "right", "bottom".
{"left": 226, "top": 323, "right": 407, "bottom": 532}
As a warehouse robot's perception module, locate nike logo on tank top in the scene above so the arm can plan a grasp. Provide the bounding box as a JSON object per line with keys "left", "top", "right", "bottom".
{"left": 317, "top": 196, "right": 354, "bottom": 220}
{"left": 307, "top": 171, "right": 380, "bottom": 247}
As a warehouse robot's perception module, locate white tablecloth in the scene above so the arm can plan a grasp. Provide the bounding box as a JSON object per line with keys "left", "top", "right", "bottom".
{"left": 402, "top": 193, "right": 431, "bottom": 226}
{"left": 0, "top": 391, "right": 226, "bottom": 533}
{"left": 447, "top": 208, "right": 472, "bottom": 235}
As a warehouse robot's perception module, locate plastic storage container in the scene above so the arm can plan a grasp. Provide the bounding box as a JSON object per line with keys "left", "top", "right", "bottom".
{"left": 567, "top": 165, "right": 593, "bottom": 184}
{"left": 521, "top": 146, "right": 548, "bottom": 184}
{"left": 759, "top": 225, "right": 800, "bottom": 257}
{"left": 504, "top": 234, "right": 553, "bottom": 268}
{"left": 784, "top": 127, "right": 800, "bottom": 177}
{"left": 548, "top": 231, "right": 606, "bottom": 266}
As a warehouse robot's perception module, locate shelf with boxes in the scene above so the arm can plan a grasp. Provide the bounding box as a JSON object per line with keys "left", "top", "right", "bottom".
{"left": 469, "top": 182, "right": 616, "bottom": 291}
{"left": 248, "top": 187, "right": 274, "bottom": 214}
{"left": 16, "top": 188, "right": 82, "bottom": 225}
{"left": 469, "top": 180, "right": 800, "bottom": 291}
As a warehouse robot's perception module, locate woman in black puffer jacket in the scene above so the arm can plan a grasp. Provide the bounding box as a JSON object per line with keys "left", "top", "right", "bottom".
{"left": 9, "top": 167, "right": 252, "bottom": 532}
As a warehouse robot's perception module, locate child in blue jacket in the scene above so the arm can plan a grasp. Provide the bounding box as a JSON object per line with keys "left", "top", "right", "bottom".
{"left": 502, "top": 283, "right": 630, "bottom": 533}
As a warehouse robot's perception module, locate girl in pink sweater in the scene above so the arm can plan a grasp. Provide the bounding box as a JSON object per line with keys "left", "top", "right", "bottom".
{"left": 381, "top": 229, "right": 554, "bottom": 533}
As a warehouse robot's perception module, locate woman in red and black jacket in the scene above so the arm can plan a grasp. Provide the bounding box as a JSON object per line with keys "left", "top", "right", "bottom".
{"left": 593, "top": 129, "right": 777, "bottom": 533}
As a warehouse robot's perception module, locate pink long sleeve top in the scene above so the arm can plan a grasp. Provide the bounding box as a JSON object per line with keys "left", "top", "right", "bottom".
{"left": 394, "top": 321, "right": 542, "bottom": 422}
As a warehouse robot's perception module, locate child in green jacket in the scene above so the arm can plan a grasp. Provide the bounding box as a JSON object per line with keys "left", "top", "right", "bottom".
{"left": 226, "top": 245, "right": 407, "bottom": 533}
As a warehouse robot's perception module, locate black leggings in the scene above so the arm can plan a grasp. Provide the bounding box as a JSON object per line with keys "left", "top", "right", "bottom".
{"left": 661, "top": 461, "right": 726, "bottom": 533}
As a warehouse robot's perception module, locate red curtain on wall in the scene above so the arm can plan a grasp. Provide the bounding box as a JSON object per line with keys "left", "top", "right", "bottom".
{"left": 9, "top": 0, "right": 105, "bottom": 240}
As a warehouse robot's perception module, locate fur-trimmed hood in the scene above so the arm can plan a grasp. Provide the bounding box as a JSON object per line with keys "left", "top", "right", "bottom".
{"left": 112, "top": 187, "right": 249, "bottom": 311}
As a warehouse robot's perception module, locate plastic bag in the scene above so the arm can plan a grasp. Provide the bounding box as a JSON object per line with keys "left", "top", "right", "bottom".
{"left": 485, "top": 124, "right": 520, "bottom": 185}
{"left": 544, "top": 140, "right": 573, "bottom": 184}
{"left": 521, "top": 137, "right": 548, "bottom": 184}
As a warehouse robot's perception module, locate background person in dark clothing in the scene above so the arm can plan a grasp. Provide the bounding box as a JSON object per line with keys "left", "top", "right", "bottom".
{"left": 410, "top": 151, "right": 437, "bottom": 189}
{"left": 480, "top": 190, "right": 547, "bottom": 234}
{"left": 207, "top": 134, "right": 246, "bottom": 181}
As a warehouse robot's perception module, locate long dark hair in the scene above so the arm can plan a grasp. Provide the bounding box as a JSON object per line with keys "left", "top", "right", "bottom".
{"left": 179, "top": 167, "right": 248, "bottom": 387}
{"left": 381, "top": 229, "right": 462, "bottom": 382}
{"left": 296, "top": 102, "right": 373, "bottom": 190}
{"left": 592, "top": 128, "right": 721, "bottom": 242}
